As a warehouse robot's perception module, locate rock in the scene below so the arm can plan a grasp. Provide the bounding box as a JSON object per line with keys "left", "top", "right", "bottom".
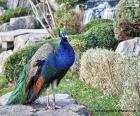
{"left": 48, "top": 0, "right": 59, "bottom": 11}
{"left": 14, "top": 33, "right": 49, "bottom": 51}
{"left": 0, "top": 50, "right": 13, "bottom": 73}
{"left": 10, "top": 16, "right": 40, "bottom": 30}
{"left": 6, "top": 0, "right": 39, "bottom": 9}
{"left": 102, "top": 7, "right": 116, "bottom": 20}
{"left": 115, "top": 37, "right": 140, "bottom": 57}
{"left": 0, "top": 93, "right": 89, "bottom": 116}
{"left": 35, "top": 3, "right": 49, "bottom": 19}
{"left": 83, "top": 2, "right": 112, "bottom": 24}
{"left": 0, "top": 92, "right": 13, "bottom": 105}
{"left": 6, "top": 0, "right": 33, "bottom": 9}
{"left": 0, "top": 7, "right": 5, "bottom": 16}
{"left": 6, "top": 0, "right": 19, "bottom": 9}
{"left": 0, "top": 23, "right": 14, "bottom": 32}
{"left": 83, "top": 0, "right": 119, "bottom": 24}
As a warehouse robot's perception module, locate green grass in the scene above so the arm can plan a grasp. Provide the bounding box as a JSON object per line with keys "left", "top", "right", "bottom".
{"left": 46, "top": 73, "right": 121, "bottom": 116}
{"left": 0, "top": 87, "right": 13, "bottom": 96}
{"left": 0, "top": 74, "right": 14, "bottom": 96}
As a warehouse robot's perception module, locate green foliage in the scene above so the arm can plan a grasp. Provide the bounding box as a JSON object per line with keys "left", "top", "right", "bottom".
{"left": 81, "top": 19, "right": 111, "bottom": 32}
{"left": 55, "top": 0, "right": 79, "bottom": 4}
{"left": 69, "top": 20, "right": 118, "bottom": 51}
{"left": 114, "top": 0, "right": 140, "bottom": 39}
{"left": 0, "top": 0, "right": 7, "bottom": 9}
{"left": 0, "top": 7, "right": 31, "bottom": 25}
{"left": 84, "top": 20, "right": 118, "bottom": 50}
{"left": 0, "top": 86, "right": 13, "bottom": 96}
{"left": 0, "top": 74, "right": 7, "bottom": 89}
{"left": 4, "top": 41, "right": 46, "bottom": 82}
{"left": 55, "top": 5, "right": 82, "bottom": 34}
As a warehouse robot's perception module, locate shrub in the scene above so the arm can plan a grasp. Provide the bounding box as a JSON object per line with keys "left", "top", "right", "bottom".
{"left": 55, "top": 5, "right": 83, "bottom": 34}
{"left": 0, "top": 7, "right": 31, "bottom": 24}
{"left": 69, "top": 20, "right": 118, "bottom": 51}
{"left": 81, "top": 19, "right": 111, "bottom": 32}
{"left": 114, "top": 0, "right": 140, "bottom": 40}
{"left": 119, "top": 57, "right": 140, "bottom": 116}
{"left": 80, "top": 48, "right": 140, "bottom": 115}
{"left": 80, "top": 48, "right": 125, "bottom": 96}
{"left": 84, "top": 20, "right": 118, "bottom": 50}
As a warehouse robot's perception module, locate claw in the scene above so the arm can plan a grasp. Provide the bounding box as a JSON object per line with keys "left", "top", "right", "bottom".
{"left": 46, "top": 103, "right": 62, "bottom": 110}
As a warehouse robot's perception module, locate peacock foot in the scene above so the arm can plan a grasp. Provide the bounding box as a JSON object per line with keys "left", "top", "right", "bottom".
{"left": 46, "top": 103, "right": 62, "bottom": 110}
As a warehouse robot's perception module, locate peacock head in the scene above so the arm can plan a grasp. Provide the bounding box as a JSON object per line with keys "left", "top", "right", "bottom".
{"left": 58, "top": 29, "right": 68, "bottom": 40}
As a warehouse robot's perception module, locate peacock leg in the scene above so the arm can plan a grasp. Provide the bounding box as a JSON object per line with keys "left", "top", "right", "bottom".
{"left": 46, "top": 90, "right": 51, "bottom": 109}
{"left": 51, "top": 80, "right": 62, "bottom": 109}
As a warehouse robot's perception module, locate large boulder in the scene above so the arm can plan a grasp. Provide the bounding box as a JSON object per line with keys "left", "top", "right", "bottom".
{"left": 115, "top": 37, "right": 140, "bottom": 57}
{"left": 0, "top": 93, "right": 89, "bottom": 116}
{"left": 6, "top": 0, "right": 36, "bottom": 9}
{"left": 14, "top": 33, "right": 49, "bottom": 51}
{"left": 0, "top": 23, "right": 14, "bottom": 32}
{"left": 0, "top": 50, "right": 13, "bottom": 73}
{"left": 10, "top": 16, "right": 40, "bottom": 30}
{"left": 0, "top": 16, "right": 40, "bottom": 32}
{"left": 114, "top": 0, "right": 140, "bottom": 40}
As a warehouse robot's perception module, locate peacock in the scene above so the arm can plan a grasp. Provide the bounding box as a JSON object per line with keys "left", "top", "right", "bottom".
{"left": 6, "top": 30, "right": 75, "bottom": 109}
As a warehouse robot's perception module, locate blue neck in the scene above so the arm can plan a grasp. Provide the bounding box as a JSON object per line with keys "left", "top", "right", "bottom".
{"left": 56, "top": 38, "right": 75, "bottom": 70}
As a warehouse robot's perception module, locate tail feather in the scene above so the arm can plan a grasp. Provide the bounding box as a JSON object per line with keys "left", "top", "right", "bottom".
{"left": 6, "top": 63, "right": 30, "bottom": 105}
{"left": 25, "top": 75, "right": 44, "bottom": 104}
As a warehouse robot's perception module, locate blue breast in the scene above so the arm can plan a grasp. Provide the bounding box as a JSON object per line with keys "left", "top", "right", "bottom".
{"left": 55, "top": 39, "right": 75, "bottom": 70}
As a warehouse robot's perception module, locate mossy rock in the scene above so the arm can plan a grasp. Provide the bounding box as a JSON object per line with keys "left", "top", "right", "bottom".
{"left": 114, "top": 0, "right": 140, "bottom": 40}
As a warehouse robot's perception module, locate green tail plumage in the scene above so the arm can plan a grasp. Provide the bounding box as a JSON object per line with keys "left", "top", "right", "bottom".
{"left": 6, "top": 63, "right": 30, "bottom": 105}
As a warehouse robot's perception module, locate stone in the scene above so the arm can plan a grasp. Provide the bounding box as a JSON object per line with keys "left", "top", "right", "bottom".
{"left": 35, "top": 3, "right": 49, "bottom": 19}
{"left": 6, "top": 0, "right": 38, "bottom": 9}
{"left": 0, "top": 50, "right": 13, "bottom": 73}
{"left": 48, "top": 0, "right": 59, "bottom": 11}
{"left": 115, "top": 37, "right": 140, "bottom": 57}
{"left": 14, "top": 33, "right": 49, "bottom": 51}
{"left": 6, "top": 0, "right": 30, "bottom": 9}
{"left": 83, "top": 0, "right": 119, "bottom": 24}
{"left": 0, "top": 93, "right": 89, "bottom": 116}
{"left": 0, "top": 7, "right": 5, "bottom": 16}
{"left": 10, "top": 16, "right": 40, "bottom": 30}
{"left": 0, "top": 23, "right": 14, "bottom": 32}
{"left": 6, "top": 0, "right": 19, "bottom": 9}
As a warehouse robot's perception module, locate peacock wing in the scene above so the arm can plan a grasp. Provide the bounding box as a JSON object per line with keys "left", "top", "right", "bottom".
{"left": 27, "top": 43, "right": 54, "bottom": 82}
{"left": 26, "top": 39, "right": 61, "bottom": 89}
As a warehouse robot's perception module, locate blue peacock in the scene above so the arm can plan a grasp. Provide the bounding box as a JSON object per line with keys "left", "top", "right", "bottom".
{"left": 6, "top": 30, "right": 75, "bottom": 109}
